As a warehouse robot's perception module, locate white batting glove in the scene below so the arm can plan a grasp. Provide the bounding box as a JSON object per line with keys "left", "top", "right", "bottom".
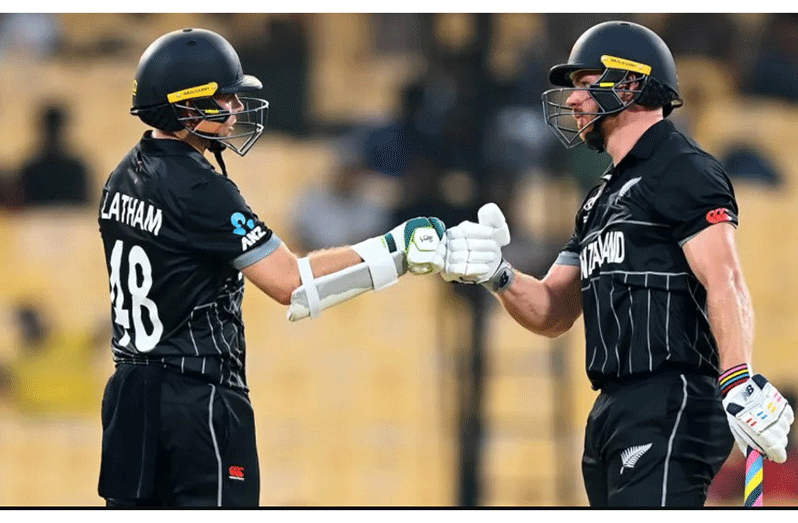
{"left": 443, "top": 220, "right": 500, "bottom": 282}
{"left": 442, "top": 203, "right": 514, "bottom": 292}
{"left": 723, "top": 374, "right": 794, "bottom": 463}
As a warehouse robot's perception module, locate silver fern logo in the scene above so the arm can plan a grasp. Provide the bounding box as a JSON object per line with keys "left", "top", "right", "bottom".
{"left": 617, "top": 177, "right": 642, "bottom": 199}
{"left": 612, "top": 177, "right": 642, "bottom": 207}
{"left": 620, "top": 443, "right": 652, "bottom": 474}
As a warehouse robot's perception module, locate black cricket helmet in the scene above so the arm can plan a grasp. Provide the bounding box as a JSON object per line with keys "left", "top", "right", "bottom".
{"left": 131, "top": 28, "right": 269, "bottom": 156}
{"left": 541, "top": 21, "right": 682, "bottom": 149}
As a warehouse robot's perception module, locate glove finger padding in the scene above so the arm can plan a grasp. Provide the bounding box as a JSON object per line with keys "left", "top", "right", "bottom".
{"left": 443, "top": 221, "right": 502, "bottom": 284}
{"left": 464, "top": 250, "right": 499, "bottom": 265}
{"left": 406, "top": 225, "right": 445, "bottom": 274}
{"left": 447, "top": 237, "right": 500, "bottom": 254}
{"left": 723, "top": 374, "right": 794, "bottom": 463}
{"left": 386, "top": 216, "right": 446, "bottom": 275}
{"left": 447, "top": 221, "right": 495, "bottom": 240}
{"left": 727, "top": 415, "right": 766, "bottom": 455}
{"left": 443, "top": 262, "right": 493, "bottom": 280}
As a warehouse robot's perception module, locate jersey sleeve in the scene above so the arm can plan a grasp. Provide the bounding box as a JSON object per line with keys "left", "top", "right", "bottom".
{"left": 184, "top": 175, "right": 281, "bottom": 269}
{"left": 653, "top": 153, "right": 739, "bottom": 245}
{"left": 555, "top": 230, "right": 581, "bottom": 266}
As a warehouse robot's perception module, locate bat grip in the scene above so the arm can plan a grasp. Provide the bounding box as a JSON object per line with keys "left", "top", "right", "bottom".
{"left": 744, "top": 447, "right": 764, "bottom": 507}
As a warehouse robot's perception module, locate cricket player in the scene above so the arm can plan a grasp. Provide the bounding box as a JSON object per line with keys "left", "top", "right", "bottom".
{"left": 97, "top": 28, "right": 444, "bottom": 507}
{"left": 440, "top": 21, "right": 793, "bottom": 506}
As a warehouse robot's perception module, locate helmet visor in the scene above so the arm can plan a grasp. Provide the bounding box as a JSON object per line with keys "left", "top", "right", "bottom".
{"left": 541, "top": 70, "right": 644, "bottom": 148}
{"left": 219, "top": 74, "right": 263, "bottom": 94}
{"left": 176, "top": 96, "right": 269, "bottom": 156}
{"left": 541, "top": 87, "right": 603, "bottom": 149}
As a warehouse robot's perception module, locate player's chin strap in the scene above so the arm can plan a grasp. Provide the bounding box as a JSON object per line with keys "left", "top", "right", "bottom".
{"left": 208, "top": 140, "right": 228, "bottom": 177}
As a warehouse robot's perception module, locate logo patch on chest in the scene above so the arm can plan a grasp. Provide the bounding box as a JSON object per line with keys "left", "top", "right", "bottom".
{"left": 612, "top": 177, "right": 642, "bottom": 207}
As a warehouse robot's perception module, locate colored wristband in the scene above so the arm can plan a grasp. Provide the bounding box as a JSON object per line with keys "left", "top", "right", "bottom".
{"left": 719, "top": 363, "right": 750, "bottom": 397}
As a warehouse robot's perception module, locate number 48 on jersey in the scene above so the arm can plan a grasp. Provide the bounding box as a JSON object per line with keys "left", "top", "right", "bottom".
{"left": 109, "top": 240, "right": 163, "bottom": 352}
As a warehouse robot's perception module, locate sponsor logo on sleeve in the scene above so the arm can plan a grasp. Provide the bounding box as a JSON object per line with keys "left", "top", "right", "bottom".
{"left": 706, "top": 208, "right": 732, "bottom": 224}
{"left": 228, "top": 466, "right": 245, "bottom": 481}
{"left": 231, "top": 212, "right": 255, "bottom": 236}
{"left": 231, "top": 212, "right": 266, "bottom": 251}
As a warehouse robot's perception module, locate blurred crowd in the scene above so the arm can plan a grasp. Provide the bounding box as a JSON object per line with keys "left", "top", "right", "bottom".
{"left": 0, "top": 12, "right": 796, "bottom": 505}
{"left": 0, "top": 13, "right": 794, "bottom": 221}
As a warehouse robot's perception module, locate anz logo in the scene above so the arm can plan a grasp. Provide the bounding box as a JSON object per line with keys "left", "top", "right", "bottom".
{"left": 231, "top": 212, "right": 266, "bottom": 251}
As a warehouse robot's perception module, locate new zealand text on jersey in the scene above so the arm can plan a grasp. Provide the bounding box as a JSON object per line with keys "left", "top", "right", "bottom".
{"left": 580, "top": 230, "right": 626, "bottom": 278}
{"left": 100, "top": 191, "right": 163, "bottom": 236}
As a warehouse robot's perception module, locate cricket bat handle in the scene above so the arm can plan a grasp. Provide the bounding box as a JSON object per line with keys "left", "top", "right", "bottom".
{"left": 744, "top": 447, "right": 764, "bottom": 507}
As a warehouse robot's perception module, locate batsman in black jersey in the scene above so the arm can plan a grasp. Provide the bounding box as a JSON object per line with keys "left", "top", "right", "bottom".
{"left": 98, "top": 28, "right": 446, "bottom": 507}
{"left": 439, "top": 21, "right": 793, "bottom": 506}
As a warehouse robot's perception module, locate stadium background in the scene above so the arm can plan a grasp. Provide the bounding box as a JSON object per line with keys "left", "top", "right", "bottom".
{"left": 0, "top": 12, "right": 796, "bottom": 506}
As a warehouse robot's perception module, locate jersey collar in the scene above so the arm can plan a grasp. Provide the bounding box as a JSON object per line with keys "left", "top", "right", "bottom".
{"left": 611, "top": 119, "right": 675, "bottom": 176}
{"left": 628, "top": 119, "right": 674, "bottom": 160}
{"left": 139, "top": 131, "right": 214, "bottom": 168}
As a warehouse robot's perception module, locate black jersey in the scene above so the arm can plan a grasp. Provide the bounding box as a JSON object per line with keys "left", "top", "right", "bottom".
{"left": 555, "top": 120, "right": 739, "bottom": 389}
{"left": 98, "top": 132, "right": 281, "bottom": 392}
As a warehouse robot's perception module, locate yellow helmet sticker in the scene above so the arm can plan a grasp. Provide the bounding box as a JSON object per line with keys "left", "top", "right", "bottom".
{"left": 132, "top": 80, "right": 137, "bottom": 97}
{"left": 601, "top": 55, "right": 652, "bottom": 76}
{"left": 167, "top": 82, "right": 218, "bottom": 103}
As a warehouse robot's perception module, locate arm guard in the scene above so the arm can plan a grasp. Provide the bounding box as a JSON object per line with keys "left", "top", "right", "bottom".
{"left": 287, "top": 250, "right": 406, "bottom": 322}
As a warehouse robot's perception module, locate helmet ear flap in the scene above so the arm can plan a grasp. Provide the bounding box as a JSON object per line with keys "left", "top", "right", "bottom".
{"left": 637, "top": 78, "right": 680, "bottom": 115}
{"left": 133, "top": 104, "right": 184, "bottom": 132}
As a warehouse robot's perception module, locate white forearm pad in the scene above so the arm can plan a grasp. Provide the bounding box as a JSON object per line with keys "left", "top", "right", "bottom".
{"left": 351, "top": 236, "right": 399, "bottom": 291}
{"left": 287, "top": 250, "right": 406, "bottom": 321}
{"left": 297, "top": 256, "right": 321, "bottom": 318}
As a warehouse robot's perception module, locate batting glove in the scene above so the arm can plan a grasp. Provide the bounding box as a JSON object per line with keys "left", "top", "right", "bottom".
{"left": 442, "top": 203, "right": 514, "bottom": 293}
{"left": 385, "top": 217, "right": 446, "bottom": 275}
{"left": 721, "top": 369, "right": 794, "bottom": 463}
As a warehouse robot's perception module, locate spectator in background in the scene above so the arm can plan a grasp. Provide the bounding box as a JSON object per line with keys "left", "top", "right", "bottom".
{"left": 742, "top": 14, "right": 798, "bottom": 102}
{"left": 372, "top": 14, "right": 424, "bottom": 55}
{"left": 0, "top": 165, "right": 15, "bottom": 210}
{"left": 227, "top": 15, "right": 311, "bottom": 137}
{"left": 388, "top": 79, "right": 475, "bottom": 230}
{"left": 292, "top": 145, "right": 390, "bottom": 252}
{"left": 660, "top": 14, "right": 735, "bottom": 64}
{"left": 722, "top": 144, "right": 783, "bottom": 187}
{"left": 15, "top": 102, "right": 92, "bottom": 207}
{"left": 0, "top": 13, "right": 61, "bottom": 58}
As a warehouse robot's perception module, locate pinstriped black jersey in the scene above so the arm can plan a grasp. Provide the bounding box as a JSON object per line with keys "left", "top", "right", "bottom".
{"left": 98, "top": 132, "right": 280, "bottom": 392}
{"left": 555, "top": 120, "right": 739, "bottom": 390}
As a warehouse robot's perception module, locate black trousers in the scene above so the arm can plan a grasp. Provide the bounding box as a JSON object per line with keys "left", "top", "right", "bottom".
{"left": 99, "top": 364, "right": 260, "bottom": 507}
{"left": 582, "top": 371, "right": 734, "bottom": 507}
